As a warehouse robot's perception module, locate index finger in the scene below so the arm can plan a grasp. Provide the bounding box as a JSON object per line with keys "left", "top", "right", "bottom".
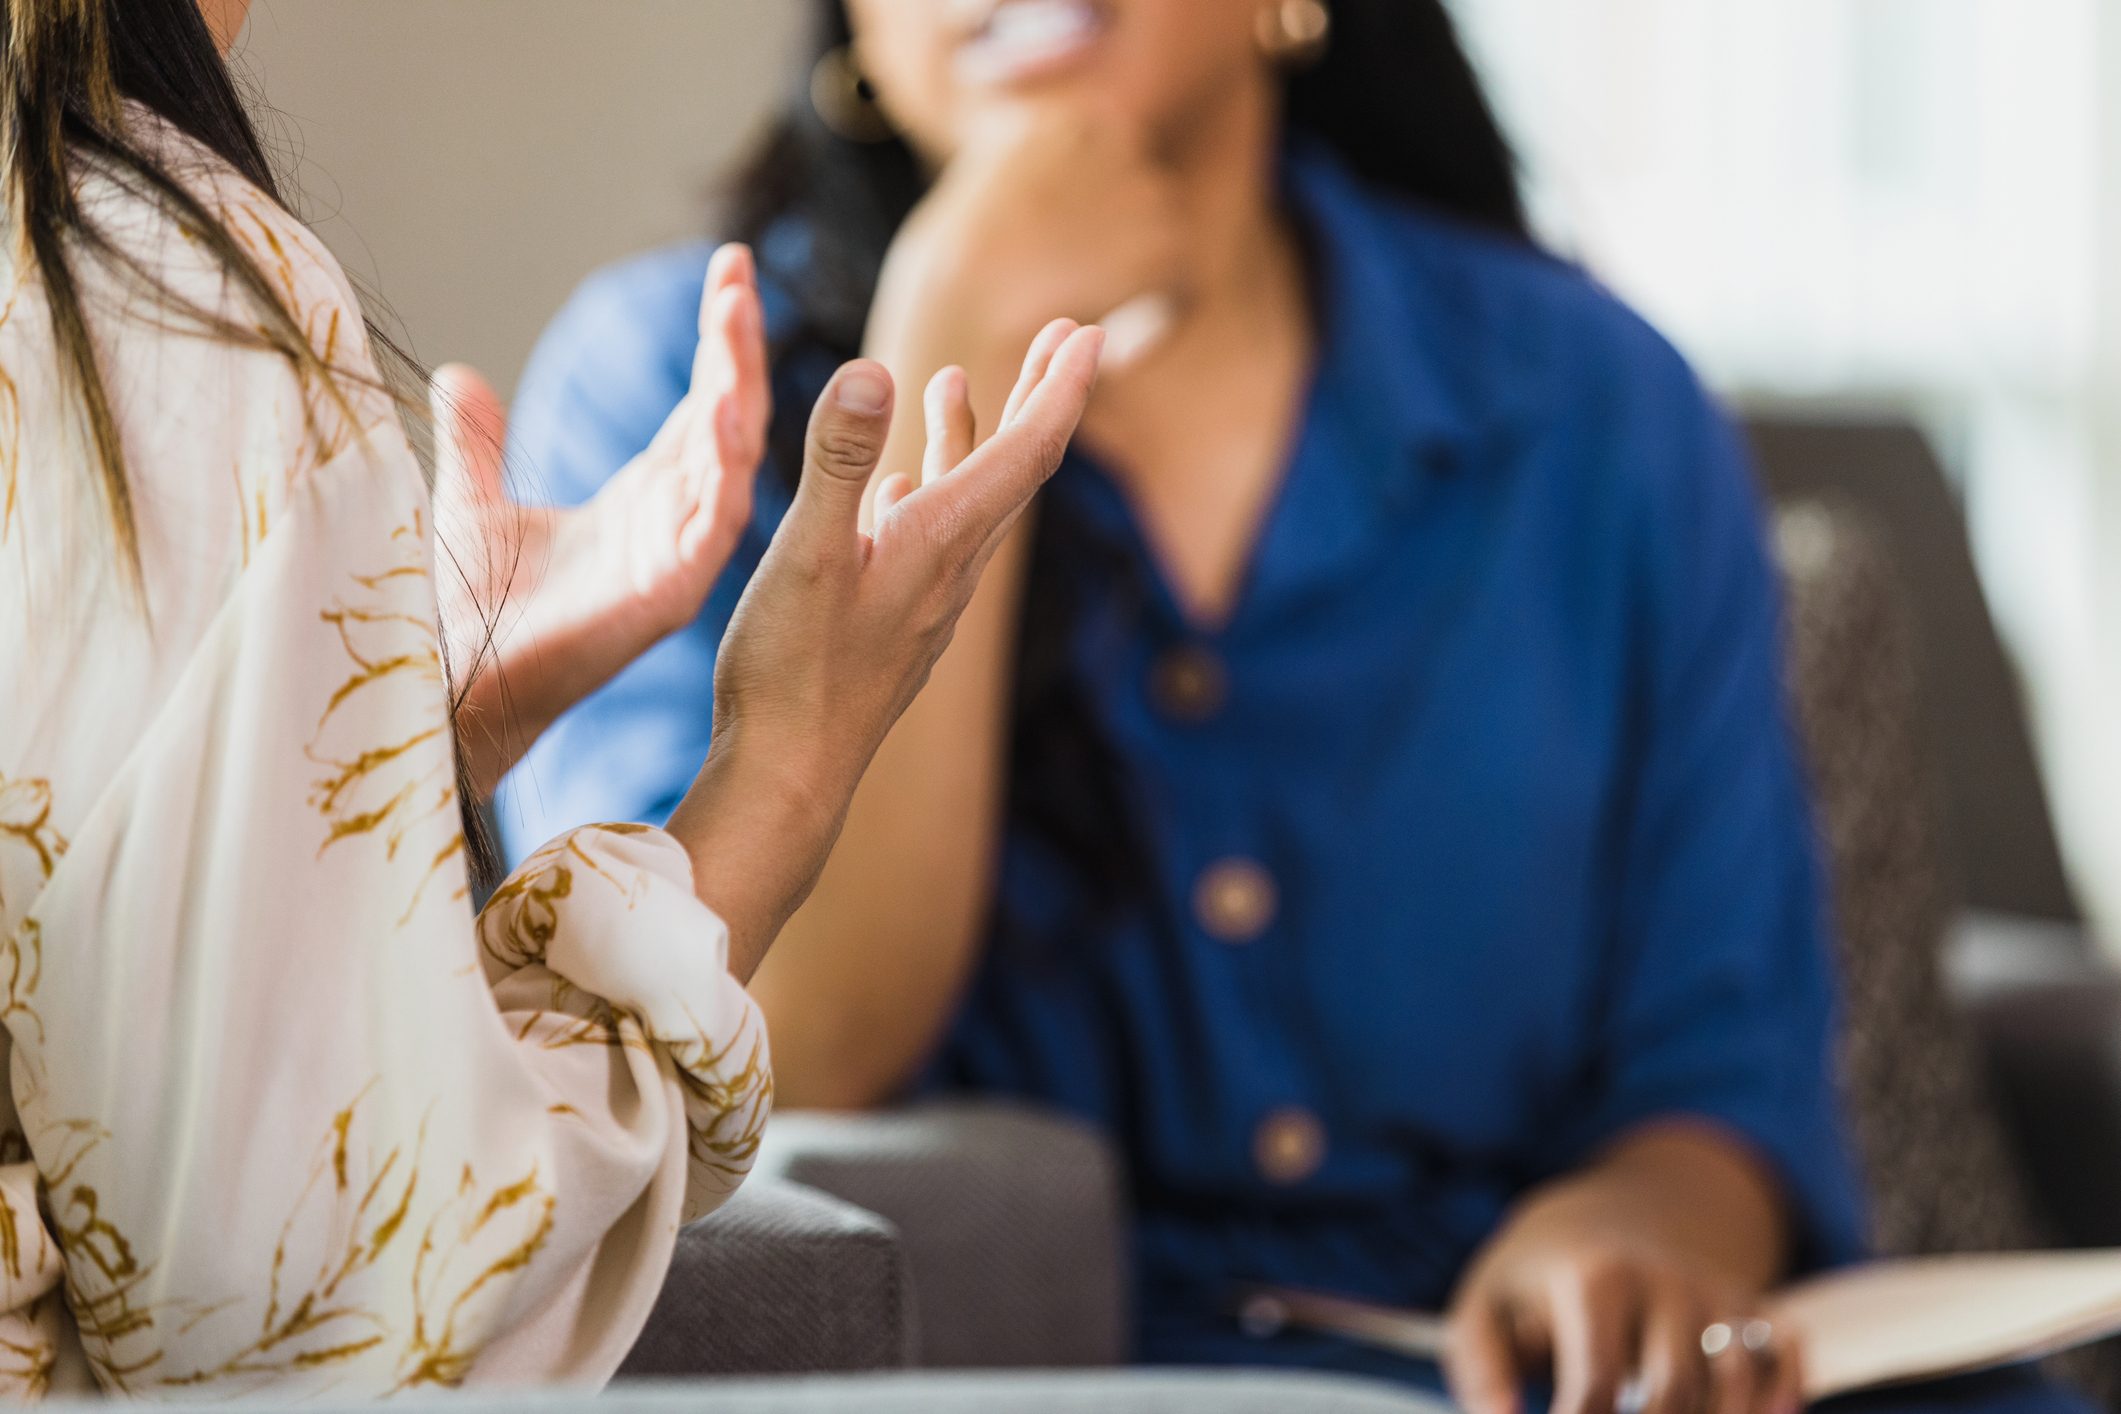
{"left": 1549, "top": 1266, "right": 1638, "bottom": 1414}
{"left": 910, "top": 325, "right": 1104, "bottom": 552}
{"left": 694, "top": 245, "right": 764, "bottom": 387}
{"left": 1001, "top": 318, "right": 1080, "bottom": 430}
{"left": 1443, "top": 1297, "right": 1525, "bottom": 1414}
{"left": 704, "top": 243, "right": 755, "bottom": 323}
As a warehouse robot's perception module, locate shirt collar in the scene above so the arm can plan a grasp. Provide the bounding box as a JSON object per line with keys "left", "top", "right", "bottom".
{"left": 1282, "top": 136, "right": 1477, "bottom": 484}
{"left": 1210, "top": 140, "right": 1485, "bottom": 623}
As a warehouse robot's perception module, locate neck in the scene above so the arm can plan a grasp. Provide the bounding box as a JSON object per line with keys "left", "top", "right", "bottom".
{"left": 1154, "top": 75, "right": 1303, "bottom": 339}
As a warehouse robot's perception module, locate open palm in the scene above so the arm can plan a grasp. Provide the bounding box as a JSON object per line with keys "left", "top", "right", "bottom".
{"left": 435, "top": 244, "right": 771, "bottom": 794}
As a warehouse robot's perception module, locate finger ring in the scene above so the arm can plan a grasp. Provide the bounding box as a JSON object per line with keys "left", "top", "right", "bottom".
{"left": 1702, "top": 1319, "right": 1776, "bottom": 1359}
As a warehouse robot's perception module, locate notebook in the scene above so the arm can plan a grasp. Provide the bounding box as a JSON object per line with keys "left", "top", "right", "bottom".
{"left": 1245, "top": 1251, "right": 2121, "bottom": 1400}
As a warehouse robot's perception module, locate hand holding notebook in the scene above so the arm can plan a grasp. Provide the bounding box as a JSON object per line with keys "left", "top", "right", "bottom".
{"left": 1247, "top": 1250, "right": 2121, "bottom": 1402}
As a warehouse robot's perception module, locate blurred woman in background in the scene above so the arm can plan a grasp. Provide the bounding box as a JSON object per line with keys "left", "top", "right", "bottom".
{"left": 0, "top": 0, "right": 1099, "bottom": 1394}
{"left": 500, "top": 3, "right": 2084, "bottom": 1411}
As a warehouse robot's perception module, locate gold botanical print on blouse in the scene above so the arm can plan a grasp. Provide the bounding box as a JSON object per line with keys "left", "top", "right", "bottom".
{"left": 0, "top": 287, "right": 20, "bottom": 548}
{"left": 677, "top": 1027, "right": 772, "bottom": 1186}
{"left": 0, "top": 920, "right": 43, "bottom": 1052}
{"left": 232, "top": 463, "right": 270, "bottom": 569}
{"left": 52, "top": 1085, "right": 552, "bottom": 1396}
{"left": 0, "top": 1297, "right": 58, "bottom": 1400}
{"left": 225, "top": 198, "right": 366, "bottom": 486}
{"left": 305, "top": 505, "right": 465, "bottom": 926}
{"left": 484, "top": 838, "right": 658, "bottom": 1054}
{"left": 0, "top": 776, "right": 65, "bottom": 920}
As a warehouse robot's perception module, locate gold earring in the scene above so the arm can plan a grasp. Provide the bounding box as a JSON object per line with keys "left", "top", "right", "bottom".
{"left": 1256, "top": 0, "right": 1331, "bottom": 67}
{"left": 810, "top": 45, "right": 894, "bottom": 144}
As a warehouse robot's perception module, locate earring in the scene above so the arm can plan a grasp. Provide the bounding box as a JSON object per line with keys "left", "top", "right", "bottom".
{"left": 1255, "top": 0, "right": 1331, "bottom": 66}
{"left": 810, "top": 45, "right": 894, "bottom": 144}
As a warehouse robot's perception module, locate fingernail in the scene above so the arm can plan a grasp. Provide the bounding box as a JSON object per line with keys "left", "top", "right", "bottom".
{"left": 837, "top": 369, "right": 889, "bottom": 414}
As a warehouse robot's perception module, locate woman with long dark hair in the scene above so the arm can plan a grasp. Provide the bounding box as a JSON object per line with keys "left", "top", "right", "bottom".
{"left": 0, "top": 0, "right": 1100, "bottom": 1395}
{"left": 499, "top": 4, "right": 2083, "bottom": 1411}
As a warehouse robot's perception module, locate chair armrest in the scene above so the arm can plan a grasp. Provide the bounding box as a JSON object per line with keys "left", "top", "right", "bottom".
{"left": 619, "top": 1178, "right": 915, "bottom": 1379}
{"left": 1949, "top": 913, "right": 2121, "bottom": 1247}
{"left": 757, "top": 1102, "right": 1129, "bottom": 1368}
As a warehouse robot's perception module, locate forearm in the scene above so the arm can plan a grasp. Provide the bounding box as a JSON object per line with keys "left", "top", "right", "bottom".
{"left": 748, "top": 522, "right": 1030, "bottom": 1108}
{"left": 663, "top": 741, "right": 845, "bottom": 985}
{"left": 1488, "top": 1121, "right": 1793, "bottom": 1294}
{"left": 734, "top": 310, "right": 1037, "bottom": 1108}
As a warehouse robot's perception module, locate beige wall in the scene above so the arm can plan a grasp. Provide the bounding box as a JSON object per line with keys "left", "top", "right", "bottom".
{"left": 236, "top": 0, "right": 806, "bottom": 395}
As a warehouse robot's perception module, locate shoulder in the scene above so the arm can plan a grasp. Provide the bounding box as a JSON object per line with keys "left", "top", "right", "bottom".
{"left": 107, "top": 105, "right": 386, "bottom": 398}
{"left": 1308, "top": 157, "right": 1763, "bottom": 572}
{"left": 1357, "top": 184, "right": 1747, "bottom": 521}
{"left": 70, "top": 106, "right": 401, "bottom": 480}
{"left": 13, "top": 109, "right": 418, "bottom": 604}
{"left": 1288, "top": 137, "right": 1714, "bottom": 447}
{"left": 1376, "top": 201, "right": 1710, "bottom": 435}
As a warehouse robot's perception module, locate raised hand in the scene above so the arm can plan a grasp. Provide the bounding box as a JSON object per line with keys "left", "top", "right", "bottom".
{"left": 666, "top": 319, "right": 1106, "bottom": 978}
{"left": 436, "top": 243, "right": 771, "bottom": 795}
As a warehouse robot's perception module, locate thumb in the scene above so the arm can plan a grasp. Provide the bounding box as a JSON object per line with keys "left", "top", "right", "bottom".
{"left": 788, "top": 360, "right": 895, "bottom": 541}
{"left": 430, "top": 363, "right": 508, "bottom": 511}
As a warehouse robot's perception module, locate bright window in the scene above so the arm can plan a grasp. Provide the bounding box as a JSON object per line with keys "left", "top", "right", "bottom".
{"left": 1445, "top": 0, "right": 2121, "bottom": 939}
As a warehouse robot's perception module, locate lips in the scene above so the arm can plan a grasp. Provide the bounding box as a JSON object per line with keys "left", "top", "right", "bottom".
{"left": 955, "top": 0, "right": 1112, "bottom": 86}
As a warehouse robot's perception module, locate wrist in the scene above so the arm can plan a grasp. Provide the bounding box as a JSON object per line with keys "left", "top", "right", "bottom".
{"left": 496, "top": 590, "right": 674, "bottom": 734}
{"left": 666, "top": 726, "right": 852, "bottom": 982}
{"left": 454, "top": 653, "right": 567, "bottom": 800}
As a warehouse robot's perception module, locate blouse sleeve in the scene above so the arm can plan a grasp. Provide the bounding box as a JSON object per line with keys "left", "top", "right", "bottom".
{"left": 1551, "top": 339, "right": 1867, "bottom": 1271}
{"left": 10, "top": 408, "right": 768, "bottom": 1394}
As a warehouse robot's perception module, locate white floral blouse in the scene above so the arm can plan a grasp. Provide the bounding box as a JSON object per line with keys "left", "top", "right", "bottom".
{"left": 0, "top": 111, "right": 770, "bottom": 1398}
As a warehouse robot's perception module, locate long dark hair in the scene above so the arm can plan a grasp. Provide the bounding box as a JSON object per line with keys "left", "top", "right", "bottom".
{"left": 1, "top": 0, "right": 501, "bottom": 886}
{"left": 1, "top": 0, "right": 344, "bottom": 579}
{"left": 725, "top": 1, "right": 1528, "bottom": 923}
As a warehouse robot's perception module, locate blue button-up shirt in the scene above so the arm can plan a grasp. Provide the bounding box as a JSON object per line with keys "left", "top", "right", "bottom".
{"left": 499, "top": 142, "right": 1867, "bottom": 1363}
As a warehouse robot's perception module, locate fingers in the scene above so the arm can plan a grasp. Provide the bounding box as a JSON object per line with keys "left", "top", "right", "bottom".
{"left": 1707, "top": 1326, "right": 1757, "bottom": 1414}
{"left": 1764, "top": 1330, "right": 1805, "bottom": 1414}
{"left": 918, "top": 324, "right": 1104, "bottom": 553}
{"left": 920, "top": 366, "right": 976, "bottom": 486}
{"left": 1549, "top": 1264, "right": 1638, "bottom": 1414}
{"left": 1637, "top": 1292, "right": 1711, "bottom": 1414}
{"left": 873, "top": 473, "right": 916, "bottom": 519}
{"left": 788, "top": 360, "right": 896, "bottom": 544}
{"left": 1443, "top": 1297, "right": 1524, "bottom": 1414}
{"left": 696, "top": 244, "right": 771, "bottom": 468}
{"left": 674, "top": 395, "right": 760, "bottom": 568}
{"left": 1000, "top": 317, "right": 1079, "bottom": 430}
{"left": 1703, "top": 1319, "right": 1800, "bottom": 1414}
{"left": 430, "top": 362, "right": 509, "bottom": 515}
{"left": 705, "top": 241, "right": 753, "bottom": 308}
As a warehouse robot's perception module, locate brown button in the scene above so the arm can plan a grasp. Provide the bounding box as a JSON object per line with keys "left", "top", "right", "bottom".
{"left": 1194, "top": 858, "right": 1277, "bottom": 943}
{"left": 1254, "top": 1107, "right": 1327, "bottom": 1185}
{"left": 1150, "top": 644, "right": 1227, "bottom": 723}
